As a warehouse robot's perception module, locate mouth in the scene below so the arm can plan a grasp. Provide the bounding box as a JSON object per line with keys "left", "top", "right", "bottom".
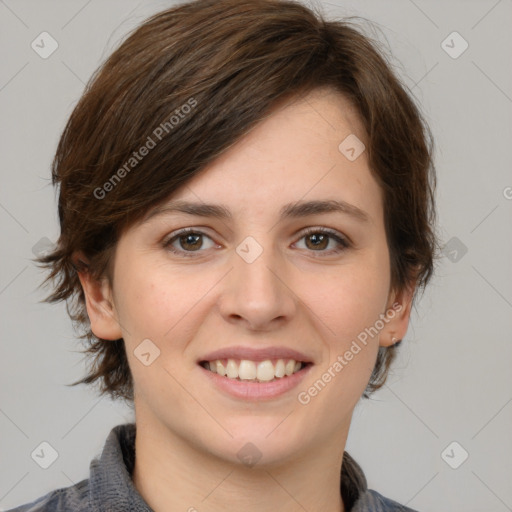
{"left": 199, "top": 358, "right": 312, "bottom": 383}
{"left": 198, "top": 357, "right": 314, "bottom": 400}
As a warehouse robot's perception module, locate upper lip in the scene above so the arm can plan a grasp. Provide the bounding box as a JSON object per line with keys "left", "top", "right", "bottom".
{"left": 199, "top": 345, "right": 313, "bottom": 363}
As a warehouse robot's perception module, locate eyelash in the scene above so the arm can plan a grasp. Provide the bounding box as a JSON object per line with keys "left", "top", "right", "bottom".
{"left": 162, "top": 227, "right": 351, "bottom": 258}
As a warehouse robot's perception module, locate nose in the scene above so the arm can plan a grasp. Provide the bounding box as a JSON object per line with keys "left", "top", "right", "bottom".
{"left": 217, "top": 235, "right": 297, "bottom": 331}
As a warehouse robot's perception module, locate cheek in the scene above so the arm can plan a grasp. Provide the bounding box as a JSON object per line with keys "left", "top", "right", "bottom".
{"left": 114, "top": 265, "right": 199, "bottom": 398}
{"left": 114, "top": 259, "right": 215, "bottom": 347}
{"left": 310, "top": 258, "right": 390, "bottom": 340}
{"left": 299, "top": 251, "right": 389, "bottom": 396}
{"left": 116, "top": 276, "right": 167, "bottom": 333}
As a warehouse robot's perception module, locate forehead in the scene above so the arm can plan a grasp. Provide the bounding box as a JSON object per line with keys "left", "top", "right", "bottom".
{"left": 170, "top": 87, "right": 379, "bottom": 216}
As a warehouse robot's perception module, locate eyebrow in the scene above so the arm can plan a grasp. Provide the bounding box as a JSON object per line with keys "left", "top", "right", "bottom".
{"left": 142, "top": 198, "right": 370, "bottom": 224}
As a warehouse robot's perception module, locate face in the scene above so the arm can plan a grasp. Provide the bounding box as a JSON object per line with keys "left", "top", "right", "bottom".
{"left": 79, "top": 87, "right": 413, "bottom": 468}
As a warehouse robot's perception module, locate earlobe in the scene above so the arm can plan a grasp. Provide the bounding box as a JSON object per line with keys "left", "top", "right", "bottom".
{"left": 75, "top": 255, "right": 123, "bottom": 341}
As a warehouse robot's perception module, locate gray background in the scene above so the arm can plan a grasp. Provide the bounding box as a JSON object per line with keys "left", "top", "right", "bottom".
{"left": 1, "top": 0, "right": 511, "bottom": 510}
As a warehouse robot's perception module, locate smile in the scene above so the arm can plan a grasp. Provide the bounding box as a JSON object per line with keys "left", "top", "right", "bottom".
{"left": 198, "top": 359, "right": 313, "bottom": 400}
{"left": 200, "top": 358, "right": 308, "bottom": 383}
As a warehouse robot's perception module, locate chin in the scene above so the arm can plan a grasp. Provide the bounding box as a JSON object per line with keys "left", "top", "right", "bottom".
{"left": 206, "top": 420, "right": 308, "bottom": 467}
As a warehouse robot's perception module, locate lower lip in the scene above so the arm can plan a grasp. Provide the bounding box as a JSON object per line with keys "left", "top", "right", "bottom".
{"left": 198, "top": 363, "right": 313, "bottom": 401}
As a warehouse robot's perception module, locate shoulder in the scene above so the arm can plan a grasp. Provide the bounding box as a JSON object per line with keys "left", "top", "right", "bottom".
{"left": 5, "top": 479, "right": 89, "bottom": 512}
{"left": 351, "top": 488, "right": 419, "bottom": 512}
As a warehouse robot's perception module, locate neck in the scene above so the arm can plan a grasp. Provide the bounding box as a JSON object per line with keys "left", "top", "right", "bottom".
{"left": 131, "top": 414, "right": 348, "bottom": 512}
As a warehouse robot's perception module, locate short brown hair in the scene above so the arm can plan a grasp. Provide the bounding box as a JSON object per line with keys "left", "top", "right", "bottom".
{"left": 35, "top": 0, "right": 439, "bottom": 405}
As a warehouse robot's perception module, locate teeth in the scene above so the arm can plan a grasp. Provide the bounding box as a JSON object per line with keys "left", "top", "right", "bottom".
{"left": 239, "top": 360, "right": 257, "bottom": 380}
{"left": 204, "top": 358, "right": 304, "bottom": 382}
{"left": 216, "top": 360, "right": 226, "bottom": 376}
{"left": 275, "top": 359, "right": 285, "bottom": 378}
{"left": 256, "top": 360, "right": 274, "bottom": 381}
{"left": 226, "top": 359, "right": 238, "bottom": 379}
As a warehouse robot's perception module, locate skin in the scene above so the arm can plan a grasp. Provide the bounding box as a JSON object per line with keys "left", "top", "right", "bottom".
{"left": 77, "top": 87, "right": 415, "bottom": 512}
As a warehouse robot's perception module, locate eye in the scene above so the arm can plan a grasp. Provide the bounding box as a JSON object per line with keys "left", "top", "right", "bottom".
{"left": 294, "top": 227, "right": 350, "bottom": 255}
{"left": 162, "top": 227, "right": 351, "bottom": 258}
{"left": 163, "top": 228, "right": 217, "bottom": 257}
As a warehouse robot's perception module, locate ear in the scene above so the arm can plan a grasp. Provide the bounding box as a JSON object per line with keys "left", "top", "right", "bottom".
{"left": 379, "top": 280, "right": 416, "bottom": 348}
{"left": 73, "top": 251, "right": 123, "bottom": 341}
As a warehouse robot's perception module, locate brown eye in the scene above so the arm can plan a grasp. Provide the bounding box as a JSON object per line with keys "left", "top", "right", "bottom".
{"left": 163, "top": 229, "right": 216, "bottom": 257}
{"left": 177, "top": 233, "right": 203, "bottom": 251}
{"left": 304, "top": 232, "right": 329, "bottom": 250}
{"left": 295, "top": 227, "right": 350, "bottom": 255}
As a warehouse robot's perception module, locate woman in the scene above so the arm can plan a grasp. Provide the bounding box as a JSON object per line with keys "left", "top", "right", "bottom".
{"left": 12, "top": 0, "right": 438, "bottom": 510}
